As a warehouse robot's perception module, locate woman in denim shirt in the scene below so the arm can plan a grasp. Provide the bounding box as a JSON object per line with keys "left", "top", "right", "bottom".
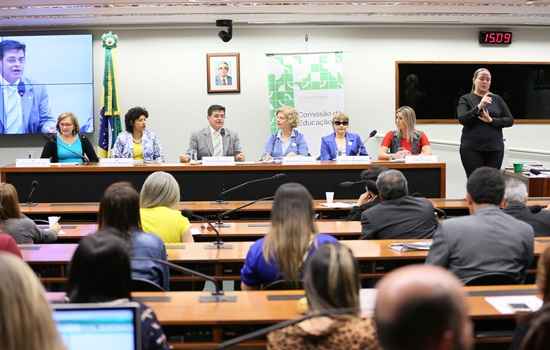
{"left": 261, "top": 106, "right": 309, "bottom": 160}
{"left": 112, "top": 106, "right": 163, "bottom": 162}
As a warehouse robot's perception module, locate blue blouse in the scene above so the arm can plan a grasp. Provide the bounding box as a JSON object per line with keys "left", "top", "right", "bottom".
{"left": 56, "top": 135, "right": 84, "bottom": 163}
{"left": 131, "top": 230, "right": 170, "bottom": 290}
{"left": 263, "top": 129, "right": 309, "bottom": 158}
{"left": 319, "top": 132, "right": 368, "bottom": 160}
{"left": 240, "top": 234, "right": 338, "bottom": 287}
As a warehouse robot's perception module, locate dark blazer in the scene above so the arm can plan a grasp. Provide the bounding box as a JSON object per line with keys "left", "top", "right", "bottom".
{"left": 41, "top": 134, "right": 99, "bottom": 163}
{"left": 346, "top": 197, "right": 381, "bottom": 221}
{"left": 360, "top": 195, "right": 438, "bottom": 239}
{"left": 426, "top": 206, "right": 534, "bottom": 283}
{"left": 503, "top": 202, "right": 550, "bottom": 237}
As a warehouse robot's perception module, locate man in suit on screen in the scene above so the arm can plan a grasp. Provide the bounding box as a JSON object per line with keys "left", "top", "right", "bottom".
{"left": 179, "top": 104, "right": 245, "bottom": 162}
{"left": 0, "top": 40, "right": 55, "bottom": 134}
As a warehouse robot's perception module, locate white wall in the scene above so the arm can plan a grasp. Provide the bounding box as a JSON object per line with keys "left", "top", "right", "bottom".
{"left": 2, "top": 26, "right": 549, "bottom": 198}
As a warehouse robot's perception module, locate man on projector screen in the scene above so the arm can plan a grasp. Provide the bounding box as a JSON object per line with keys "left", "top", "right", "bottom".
{"left": 0, "top": 40, "right": 55, "bottom": 134}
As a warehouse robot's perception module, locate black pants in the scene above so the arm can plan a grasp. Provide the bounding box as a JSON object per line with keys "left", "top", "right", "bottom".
{"left": 460, "top": 148, "right": 504, "bottom": 178}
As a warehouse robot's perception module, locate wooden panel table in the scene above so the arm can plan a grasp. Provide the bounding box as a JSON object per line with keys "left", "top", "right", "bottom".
{"left": 1, "top": 161, "right": 446, "bottom": 202}
{"left": 47, "top": 285, "right": 540, "bottom": 349}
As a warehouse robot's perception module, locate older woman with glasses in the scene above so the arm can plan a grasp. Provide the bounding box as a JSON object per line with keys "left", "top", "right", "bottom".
{"left": 320, "top": 113, "right": 367, "bottom": 160}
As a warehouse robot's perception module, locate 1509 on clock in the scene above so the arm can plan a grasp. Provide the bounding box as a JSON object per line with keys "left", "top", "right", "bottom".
{"left": 479, "top": 31, "right": 513, "bottom": 45}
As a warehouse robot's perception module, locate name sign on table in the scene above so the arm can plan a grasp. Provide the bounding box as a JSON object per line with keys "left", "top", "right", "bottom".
{"left": 98, "top": 158, "right": 137, "bottom": 166}
{"left": 282, "top": 156, "right": 316, "bottom": 165}
{"left": 16, "top": 158, "right": 51, "bottom": 167}
{"left": 405, "top": 155, "right": 439, "bottom": 163}
{"left": 336, "top": 155, "right": 371, "bottom": 164}
{"left": 201, "top": 156, "right": 236, "bottom": 166}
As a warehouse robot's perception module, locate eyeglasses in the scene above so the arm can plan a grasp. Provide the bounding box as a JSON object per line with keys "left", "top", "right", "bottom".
{"left": 334, "top": 121, "right": 349, "bottom": 126}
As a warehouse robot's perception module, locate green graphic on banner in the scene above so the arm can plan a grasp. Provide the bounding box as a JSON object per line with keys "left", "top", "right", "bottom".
{"left": 267, "top": 53, "right": 343, "bottom": 134}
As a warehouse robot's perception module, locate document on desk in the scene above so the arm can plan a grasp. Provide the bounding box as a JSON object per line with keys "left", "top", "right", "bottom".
{"left": 485, "top": 296, "right": 542, "bottom": 314}
{"left": 390, "top": 242, "right": 432, "bottom": 252}
{"left": 320, "top": 202, "right": 355, "bottom": 208}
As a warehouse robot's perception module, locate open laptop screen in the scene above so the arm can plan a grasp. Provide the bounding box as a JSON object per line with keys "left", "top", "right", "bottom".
{"left": 53, "top": 303, "right": 140, "bottom": 350}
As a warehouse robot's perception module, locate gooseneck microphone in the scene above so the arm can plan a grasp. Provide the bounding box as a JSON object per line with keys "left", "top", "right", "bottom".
{"left": 338, "top": 180, "right": 366, "bottom": 188}
{"left": 21, "top": 180, "right": 39, "bottom": 207}
{"left": 217, "top": 173, "right": 286, "bottom": 202}
{"left": 367, "top": 129, "right": 377, "bottom": 139}
{"left": 217, "top": 195, "right": 275, "bottom": 221}
{"left": 131, "top": 257, "right": 236, "bottom": 303}
{"left": 43, "top": 134, "right": 90, "bottom": 164}
{"left": 182, "top": 210, "right": 231, "bottom": 250}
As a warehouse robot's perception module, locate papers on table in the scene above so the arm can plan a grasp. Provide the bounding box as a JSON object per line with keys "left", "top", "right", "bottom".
{"left": 390, "top": 241, "right": 432, "bottom": 252}
{"left": 485, "top": 296, "right": 542, "bottom": 314}
{"left": 320, "top": 202, "right": 355, "bottom": 208}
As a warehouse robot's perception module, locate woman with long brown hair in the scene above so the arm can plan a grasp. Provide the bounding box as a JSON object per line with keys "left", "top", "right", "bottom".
{"left": 240, "top": 182, "right": 337, "bottom": 289}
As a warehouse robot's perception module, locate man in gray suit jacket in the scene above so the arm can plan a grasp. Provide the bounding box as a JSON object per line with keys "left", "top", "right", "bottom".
{"left": 426, "top": 167, "right": 534, "bottom": 284}
{"left": 180, "top": 104, "right": 245, "bottom": 162}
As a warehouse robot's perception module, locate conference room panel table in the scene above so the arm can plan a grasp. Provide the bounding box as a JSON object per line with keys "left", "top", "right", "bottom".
{"left": 24, "top": 238, "right": 550, "bottom": 289}
{"left": 46, "top": 285, "right": 540, "bottom": 349}
{"left": 1, "top": 161, "right": 446, "bottom": 203}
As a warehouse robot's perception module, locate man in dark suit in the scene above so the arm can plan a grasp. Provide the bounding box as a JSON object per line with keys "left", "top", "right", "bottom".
{"left": 360, "top": 169, "right": 438, "bottom": 239}
{"left": 426, "top": 167, "right": 534, "bottom": 284}
{"left": 180, "top": 104, "right": 244, "bottom": 162}
{"left": 503, "top": 178, "right": 550, "bottom": 236}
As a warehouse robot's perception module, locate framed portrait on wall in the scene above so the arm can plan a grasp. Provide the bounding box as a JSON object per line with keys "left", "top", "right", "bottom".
{"left": 207, "top": 53, "right": 241, "bottom": 93}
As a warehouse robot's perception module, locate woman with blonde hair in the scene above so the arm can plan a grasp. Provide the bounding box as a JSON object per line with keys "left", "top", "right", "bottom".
{"left": 0, "top": 183, "right": 59, "bottom": 243}
{"left": 240, "top": 182, "right": 337, "bottom": 289}
{"left": 0, "top": 253, "right": 65, "bottom": 350}
{"left": 267, "top": 244, "right": 379, "bottom": 349}
{"left": 262, "top": 106, "right": 309, "bottom": 159}
{"left": 140, "top": 171, "right": 192, "bottom": 243}
{"left": 320, "top": 112, "right": 367, "bottom": 160}
{"left": 378, "top": 106, "right": 431, "bottom": 160}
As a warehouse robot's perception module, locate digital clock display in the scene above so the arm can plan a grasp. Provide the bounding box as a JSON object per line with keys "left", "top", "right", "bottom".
{"left": 479, "top": 31, "right": 513, "bottom": 45}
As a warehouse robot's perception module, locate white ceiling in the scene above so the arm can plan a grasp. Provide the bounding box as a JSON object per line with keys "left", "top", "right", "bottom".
{"left": 2, "top": 1, "right": 550, "bottom": 28}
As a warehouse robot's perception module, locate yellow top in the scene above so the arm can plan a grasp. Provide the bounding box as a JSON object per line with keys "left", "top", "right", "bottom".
{"left": 133, "top": 142, "right": 144, "bottom": 160}
{"left": 140, "top": 206, "right": 191, "bottom": 243}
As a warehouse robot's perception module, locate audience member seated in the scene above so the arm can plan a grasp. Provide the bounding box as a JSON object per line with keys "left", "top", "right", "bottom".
{"left": 375, "top": 265, "right": 473, "bottom": 350}
{"left": 66, "top": 233, "right": 169, "bottom": 350}
{"left": 0, "top": 233, "right": 21, "bottom": 257}
{"left": 180, "top": 104, "right": 244, "bottom": 162}
{"left": 510, "top": 246, "right": 550, "bottom": 350}
{"left": 319, "top": 112, "right": 367, "bottom": 160}
{"left": 378, "top": 106, "right": 431, "bottom": 160}
{"left": 503, "top": 178, "right": 550, "bottom": 236}
{"left": 426, "top": 167, "right": 534, "bottom": 284}
{"left": 240, "top": 183, "right": 337, "bottom": 289}
{"left": 99, "top": 182, "right": 169, "bottom": 290}
{"left": 140, "top": 171, "right": 192, "bottom": 243}
{"left": 40, "top": 112, "right": 99, "bottom": 163}
{"left": 0, "top": 183, "right": 59, "bottom": 243}
{"left": 112, "top": 106, "right": 163, "bottom": 162}
{"left": 360, "top": 169, "right": 438, "bottom": 239}
{"left": 0, "top": 253, "right": 65, "bottom": 350}
{"left": 346, "top": 166, "right": 386, "bottom": 221}
{"left": 261, "top": 106, "right": 309, "bottom": 160}
{"left": 268, "top": 244, "right": 380, "bottom": 350}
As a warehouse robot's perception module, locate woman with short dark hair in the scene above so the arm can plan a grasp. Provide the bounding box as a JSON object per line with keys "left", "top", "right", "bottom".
{"left": 112, "top": 106, "right": 163, "bottom": 161}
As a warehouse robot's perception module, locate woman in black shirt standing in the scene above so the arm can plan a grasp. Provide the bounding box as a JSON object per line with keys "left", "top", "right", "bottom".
{"left": 457, "top": 68, "right": 513, "bottom": 177}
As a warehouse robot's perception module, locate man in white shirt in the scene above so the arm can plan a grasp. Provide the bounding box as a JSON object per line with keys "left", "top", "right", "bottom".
{"left": 0, "top": 40, "right": 55, "bottom": 134}
{"left": 180, "top": 104, "right": 244, "bottom": 162}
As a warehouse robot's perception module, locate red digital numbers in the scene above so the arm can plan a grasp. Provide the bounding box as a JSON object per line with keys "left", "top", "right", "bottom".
{"left": 480, "top": 31, "right": 512, "bottom": 45}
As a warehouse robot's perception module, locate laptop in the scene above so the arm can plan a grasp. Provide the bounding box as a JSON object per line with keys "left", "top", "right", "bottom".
{"left": 53, "top": 302, "right": 141, "bottom": 350}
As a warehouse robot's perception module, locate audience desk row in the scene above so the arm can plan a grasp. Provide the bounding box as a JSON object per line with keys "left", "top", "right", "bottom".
{"left": 1, "top": 161, "right": 446, "bottom": 202}
{"left": 47, "top": 285, "right": 539, "bottom": 349}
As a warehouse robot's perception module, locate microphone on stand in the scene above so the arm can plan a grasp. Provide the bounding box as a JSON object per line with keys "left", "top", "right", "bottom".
{"left": 132, "top": 257, "right": 236, "bottom": 303}
{"left": 217, "top": 195, "right": 274, "bottom": 223}
{"left": 338, "top": 180, "right": 366, "bottom": 188}
{"left": 182, "top": 210, "right": 232, "bottom": 250}
{"left": 21, "top": 180, "right": 39, "bottom": 207}
{"left": 217, "top": 173, "right": 286, "bottom": 203}
{"left": 366, "top": 129, "right": 377, "bottom": 140}
{"left": 43, "top": 134, "right": 90, "bottom": 164}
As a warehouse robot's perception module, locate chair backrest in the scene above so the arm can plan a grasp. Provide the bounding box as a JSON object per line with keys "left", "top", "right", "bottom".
{"left": 131, "top": 278, "right": 165, "bottom": 292}
{"left": 464, "top": 273, "right": 519, "bottom": 286}
{"left": 262, "top": 280, "right": 303, "bottom": 290}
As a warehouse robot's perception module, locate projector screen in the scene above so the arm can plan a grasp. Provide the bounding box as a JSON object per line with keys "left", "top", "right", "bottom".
{"left": 0, "top": 33, "right": 93, "bottom": 134}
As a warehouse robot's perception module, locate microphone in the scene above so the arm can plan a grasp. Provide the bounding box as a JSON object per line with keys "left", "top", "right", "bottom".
{"left": 182, "top": 210, "right": 231, "bottom": 250}
{"left": 17, "top": 80, "right": 26, "bottom": 97}
{"left": 43, "top": 134, "right": 90, "bottom": 164}
{"left": 338, "top": 180, "right": 366, "bottom": 188}
{"left": 217, "top": 307, "right": 356, "bottom": 349}
{"left": 220, "top": 128, "right": 226, "bottom": 137}
{"left": 132, "top": 257, "right": 236, "bottom": 303}
{"left": 218, "top": 195, "right": 274, "bottom": 221}
{"left": 367, "top": 129, "right": 377, "bottom": 139}
{"left": 21, "top": 180, "right": 39, "bottom": 207}
{"left": 218, "top": 173, "right": 286, "bottom": 202}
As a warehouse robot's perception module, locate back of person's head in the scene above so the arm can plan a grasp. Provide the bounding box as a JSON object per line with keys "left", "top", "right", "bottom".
{"left": 360, "top": 166, "right": 387, "bottom": 195}
{"left": 98, "top": 182, "right": 141, "bottom": 240}
{"left": 140, "top": 171, "right": 181, "bottom": 209}
{"left": 304, "top": 244, "right": 360, "bottom": 315}
{"left": 0, "top": 253, "right": 64, "bottom": 350}
{"left": 520, "top": 303, "right": 550, "bottom": 350}
{"left": 375, "top": 265, "right": 472, "bottom": 350}
{"left": 537, "top": 246, "right": 550, "bottom": 303}
{"left": 466, "top": 167, "right": 505, "bottom": 205}
{"left": 0, "top": 40, "right": 25, "bottom": 58}
{"left": 504, "top": 178, "right": 528, "bottom": 205}
{"left": 67, "top": 231, "right": 131, "bottom": 303}
{"left": 0, "top": 183, "right": 21, "bottom": 220}
{"left": 376, "top": 169, "right": 408, "bottom": 200}
{"left": 263, "top": 182, "right": 318, "bottom": 282}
